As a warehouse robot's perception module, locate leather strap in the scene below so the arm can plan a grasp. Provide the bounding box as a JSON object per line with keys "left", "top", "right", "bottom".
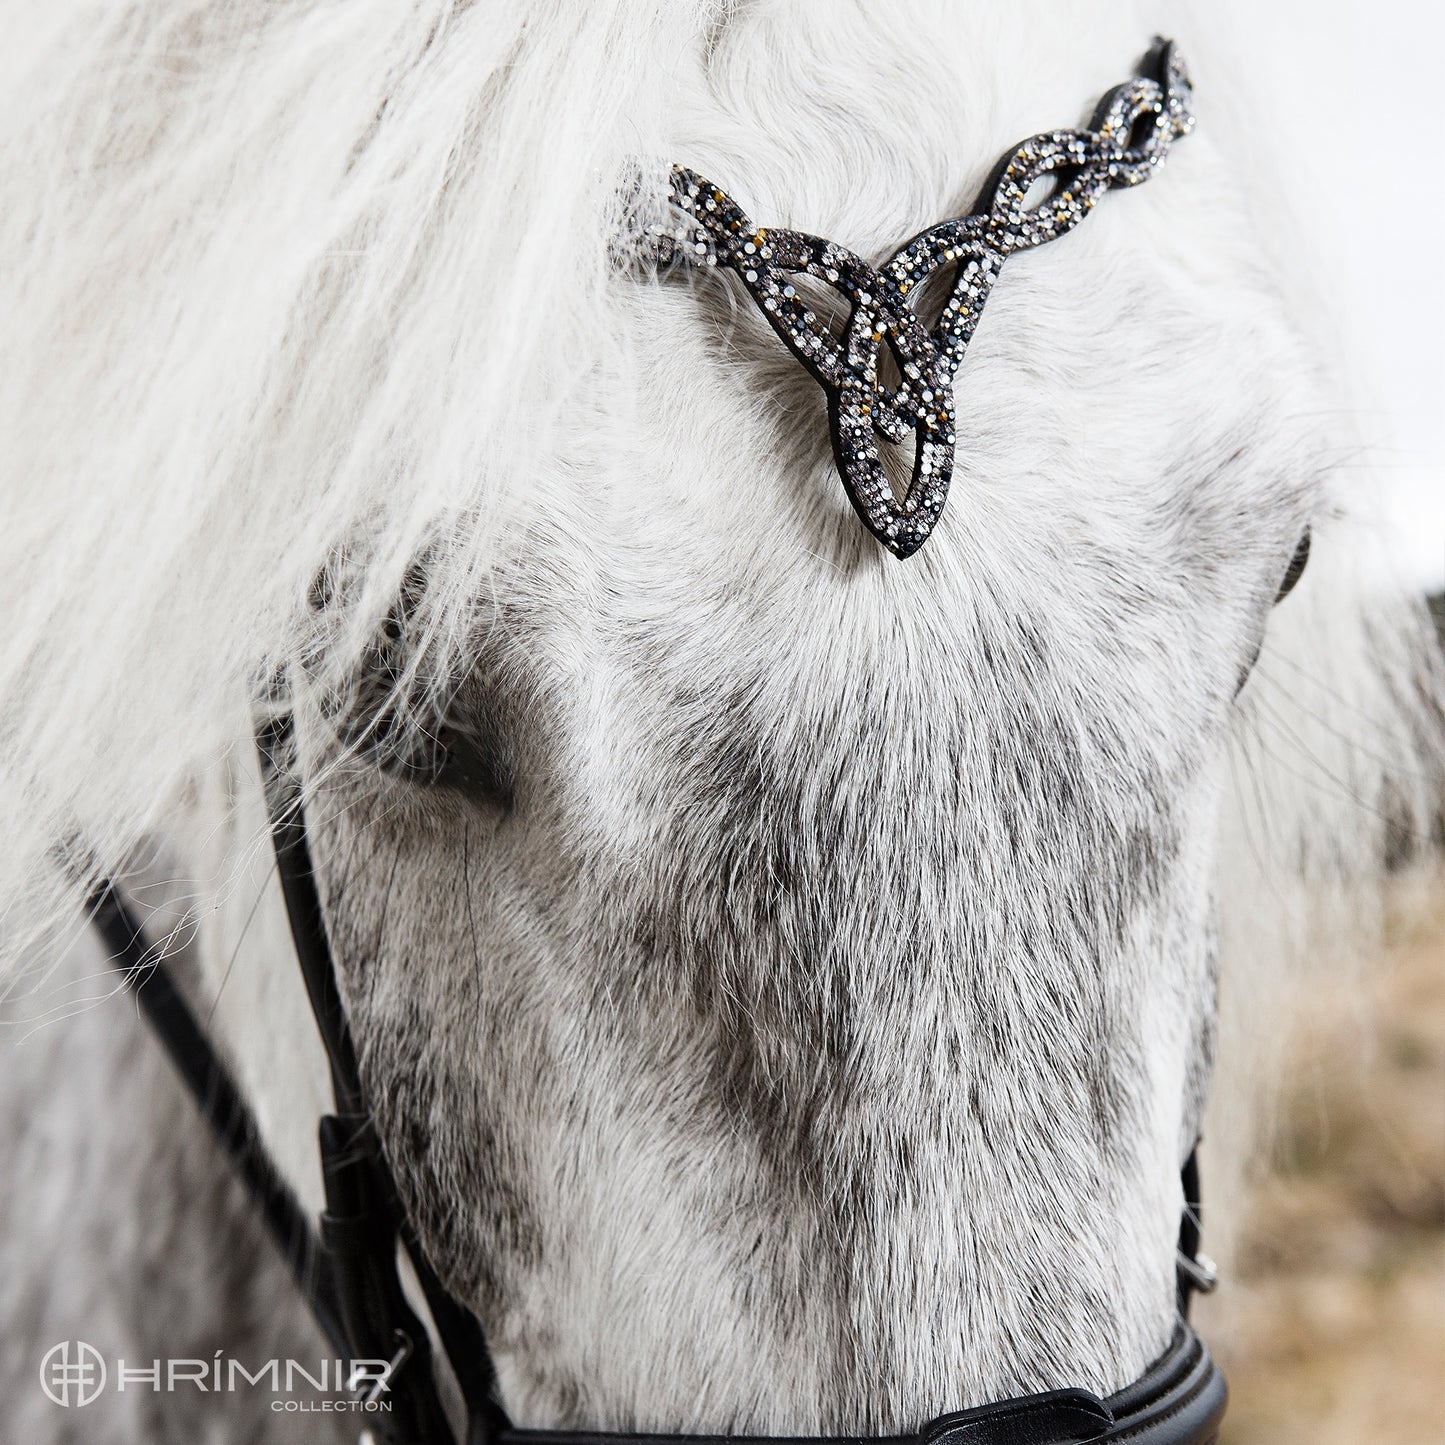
{"left": 87, "top": 879, "right": 347, "bottom": 1356}
{"left": 258, "top": 712, "right": 497, "bottom": 1445}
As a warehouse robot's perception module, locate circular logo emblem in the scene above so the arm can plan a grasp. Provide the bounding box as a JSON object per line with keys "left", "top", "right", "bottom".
{"left": 39, "top": 1341, "right": 107, "bottom": 1408}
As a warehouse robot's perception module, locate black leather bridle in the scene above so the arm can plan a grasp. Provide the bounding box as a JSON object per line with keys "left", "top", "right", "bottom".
{"left": 89, "top": 710, "right": 1227, "bottom": 1445}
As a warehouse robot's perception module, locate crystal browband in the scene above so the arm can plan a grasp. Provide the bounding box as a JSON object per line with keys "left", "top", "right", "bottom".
{"left": 653, "top": 40, "right": 1195, "bottom": 558}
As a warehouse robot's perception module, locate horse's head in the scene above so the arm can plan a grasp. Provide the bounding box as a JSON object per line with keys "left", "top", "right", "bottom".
{"left": 2, "top": 2, "right": 1440, "bottom": 1439}
{"left": 288, "top": 14, "right": 1323, "bottom": 1432}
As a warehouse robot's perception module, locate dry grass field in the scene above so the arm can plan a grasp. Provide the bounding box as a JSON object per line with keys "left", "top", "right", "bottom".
{"left": 1207, "top": 876, "right": 1445, "bottom": 1443}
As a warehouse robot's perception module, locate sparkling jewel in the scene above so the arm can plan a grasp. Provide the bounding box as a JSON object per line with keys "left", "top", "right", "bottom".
{"left": 648, "top": 41, "right": 1194, "bottom": 558}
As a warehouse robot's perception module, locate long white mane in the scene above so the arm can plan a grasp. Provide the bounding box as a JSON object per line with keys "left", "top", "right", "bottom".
{"left": 1, "top": 0, "right": 661, "bottom": 969}
{"left": 0, "top": 0, "right": 1441, "bottom": 1431}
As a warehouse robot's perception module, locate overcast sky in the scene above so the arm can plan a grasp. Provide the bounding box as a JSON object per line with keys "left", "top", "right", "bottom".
{"left": 1219, "top": 0, "right": 1443, "bottom": 587}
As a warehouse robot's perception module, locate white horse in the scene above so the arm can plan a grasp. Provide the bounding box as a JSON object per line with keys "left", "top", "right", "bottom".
{"left": 1, "top": 2, "right": 1440, "bottom": 1441}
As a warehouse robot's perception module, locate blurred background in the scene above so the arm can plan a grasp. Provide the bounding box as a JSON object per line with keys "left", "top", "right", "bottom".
{"left": 1210, "top": 886, "right": 1442, "bottom": 1442}
{"left": 1215, "top": 0, "right": 1444, "bottom": 590}
{"left": 1203, "top": 4, "right": 1443, "bottom": 1440}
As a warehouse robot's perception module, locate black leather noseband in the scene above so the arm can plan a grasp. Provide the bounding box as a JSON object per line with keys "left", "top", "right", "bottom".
{"left": 88, "top": 711, "right": 1225, "bottom": 1445}
{"left": 498, "top": 1326, "right": 1224, "bottom": 1445}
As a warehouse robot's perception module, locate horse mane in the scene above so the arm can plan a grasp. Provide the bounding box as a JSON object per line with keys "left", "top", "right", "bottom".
{"left": 0, "top": 0, "right": 684, "bottom": 985}
{"left": 0, "top": 0, "right": 1441, "bottom": 1226}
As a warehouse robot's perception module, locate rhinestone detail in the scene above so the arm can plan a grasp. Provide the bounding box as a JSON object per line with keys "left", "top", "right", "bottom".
{"left": 651, "top": 40, "right": 1194, "bottom": 558}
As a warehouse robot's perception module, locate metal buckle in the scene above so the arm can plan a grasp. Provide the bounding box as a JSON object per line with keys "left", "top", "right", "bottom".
{"left": 358, "top": 1328, "right": 415, "bottom": 1406}
{"left": 1177, "top": 1249, "right": 1219, "bottom": 1295}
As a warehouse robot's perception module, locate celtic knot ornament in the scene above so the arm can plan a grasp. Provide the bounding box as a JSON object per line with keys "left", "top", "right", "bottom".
{"left": 655, "top": 40, "right": 1194, "bottom": 558}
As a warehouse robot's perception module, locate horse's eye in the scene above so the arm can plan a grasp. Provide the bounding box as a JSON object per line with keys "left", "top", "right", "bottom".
{"left": 1275, "top": 527, "right": 1311, "bottom": 605}
{"left": 429, "top": 720, "right": 515, "bottom": 811}
{"left": 1236, "top": 528, "right": 1314, "bottom": 696}
{"left": 326, "top": 684, "right": 515, "bottom": 811}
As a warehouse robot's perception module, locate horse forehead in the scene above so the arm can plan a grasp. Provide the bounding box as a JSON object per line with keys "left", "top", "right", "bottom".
{"left": 532, "top": 201, "right": 1305, "bottom": 624}
{"left": 509, "top": 434, "right": 1242, "bottom": 740}
{"left": 476, "top": 561, "right": 1206, "bottom": 895}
